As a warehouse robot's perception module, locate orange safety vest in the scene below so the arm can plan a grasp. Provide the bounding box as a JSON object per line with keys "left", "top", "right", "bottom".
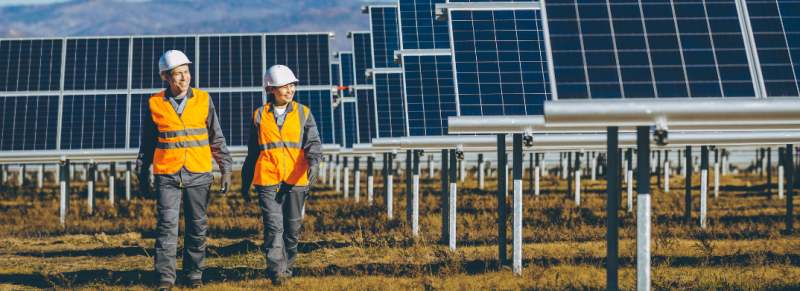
{"left": 253, "top": 101, "right": 310, "bottom": 186}
{"left": 149, "top": 88, "right": 213, "bottom": 175}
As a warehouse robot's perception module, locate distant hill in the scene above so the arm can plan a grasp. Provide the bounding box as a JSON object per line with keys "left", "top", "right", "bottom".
{"left": 0, "top": 0, "right": 393, "bottom": 51}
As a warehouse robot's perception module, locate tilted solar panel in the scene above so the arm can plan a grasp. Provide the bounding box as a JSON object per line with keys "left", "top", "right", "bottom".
{"left": 0, "top": 95, "right": 59, "bottom": 151}
{"left": 374, "top": 72, "right": 407, "bottom": 137}
{"left": 746, "top": 0, "right": 800, "bottom": 97}
{"left": 199, "top": 35, "right": 262, "bottom": 88}
{"left": 265, "top": 34, "right": 331, "bottom": 86}
{"left": 213, "top": 91, "right": 263, "bottom": 147}
{"left": 398, "top": 0, "right": 451, "bottom": 50}
{"left": 355, "top": 89, "right": 378, "bottom": 143}
{"left": 342, "top": 101, "right": 359, "bottom": 148}
{"left": 132, "top": 36, "right": 196, "bottom": 90}
{"left": 370, "top": 6, "right": 402, "bottom": 68}
{"left": 332, "top": 63, "right": 340, "bottom": 87}
{"left": 0, "top": 39, "right": 63, "bottom": 92}
{"left": 64, "top": 38, "right": 129, "bottom": 91}
{"left": 403, "top": 54, "right": 457, "bottom": 135}
{"left": 339, "top": 52, "right": 355, "bottom": 98}
{"left": 352, "top": 32, "right": 375, "bottom": 85}
{"left": 546, "top": 0, "right": 756, "bottom": 99}
{"left": 333, "top": 99, "right": 344, "bottom": 146}
{"left": 129, "top": 93, "right": 152, "bottom": 149}
{"left": 295, "top": 90, "right": 334, "bottom": 145}
{"left": 450, "top": 9, "right": 550, "bottom": 116}
{"left": 449, "top": 0, "right": 536, "bottom": 2}
{"left": 61, "top": 94, "right": 127, "bottom": 149}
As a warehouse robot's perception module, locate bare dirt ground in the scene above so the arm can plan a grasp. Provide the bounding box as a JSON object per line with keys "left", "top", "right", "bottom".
{"left": 0, "top": 169, "right": 798, "bottom": 290}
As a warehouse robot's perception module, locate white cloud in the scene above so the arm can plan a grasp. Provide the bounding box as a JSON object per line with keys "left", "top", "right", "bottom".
{"left": 0, "top": 0, "right": 157, "bottom": 7}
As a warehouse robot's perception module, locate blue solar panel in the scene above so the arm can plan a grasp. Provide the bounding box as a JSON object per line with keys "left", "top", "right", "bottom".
{"left": 199, "top": 35, "right": 262, "bottom": 88}
{"left": 213, "top": 91, "right": 263, "bottom": 147}
{"left": 340, "top": 52, "right": 355, "bottom": 98}
{"left": 398, "top": 0, "right": 451, "bottom": 50}
{"left": 265, "top": 34, "right": 331, "bottom": 86}
{"left": 64, "top": 38, "right": 129, "bottom": 91}
{"left": 132, "top": 37, "right": 196, "bottom": 90}
{"left": 451, "top": 9, "right": 550, "bottom": 116}
{"left": 129, "top": 93, "right": 151, "bottom": 149}
{"left": 0, "top": 39, "right": 63, "bottom": 92}
{"left": 295, "top": 90, "right": 334, "bottom": 145}
{"left": 352, "top": 32, "right": 374, "bottom": 85}
{"left": 747, "top": 0, "right": 800, "bottom": 97}
{"left": 370, "top": 6, "right": 401, "bottom": 68}
{"left": 449, "top": 0, "right": 535, "bottom": 1}
{"left": 342, "top": 101, "right": 358, "bottom": 148}
{"left": 355, "top": 89, "right": 377, "bottom": 143}
{"left": 333, "top": 100, "right": 344, "bottom": 146}
{"left": 546, "top": 0, "right": 755, "bottom": 99}
{"left": 0, "top": 95, "right": 59, "bottom": 151}
{"left": 374, "top": 73, "right": 406, "bottom": 137}
{"left": 403, "top": 54, "right": 457, "bottom": 135}
{"left": 61, "top": 94, "right": 127, "bottom": 149}
{"left": 332, "top": 63, "right": 340, "bottom": 87}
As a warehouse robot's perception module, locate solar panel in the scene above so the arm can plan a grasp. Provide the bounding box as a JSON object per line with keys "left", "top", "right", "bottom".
{"left": 373, "top": 72, "right": 407, "bottom": 137}
{"left": 213, "top": 91, "right": 263, "bottom": 147}
{"left": 746, "top": 0, "right": 800, "bottom": 97}
{"left": 339, "top": 52, "right": 355, "bottom": 98}
{"left": 131, "top": 36, "right": 196, "bottom": 90}
{"left": 403, "top": 54, "right": 457, "bottom": 135}
{"left": 355, "top": 89, "right": 378, "bottom": 143}
{"left": 64, "top": 38, "right": 130, "bottom": 91}
{"left": 295, "top": 90, "right": 334, "bottom": 145}
{"left": 342, "top": 101, "right": 359, "bottom": 148}
{"left": 333, "top": 99, "right": 344, "bottom": 146}
{"left": 332, "top": 62, "right": 340, "bottom": 87}
{"left": 449, "top": 0, "right": 536, "bottom": 2}
{"left": 129, "top": 93, "right": 152, "bottom": 149}
{"left": 546, "top": 0, "right": 756, "bottom": 99}
{"left": 61, "top": 94, "right": 127, "bottom": 149}
{"left": 449, "top": 9, "right": 550, "bottom": 116}
{"left": 199, "top": 35, "right": 262, "bottom": 88}
{"left": 0, "top": 95, "right": 59, "bottom": 151}
{"left": 0, "top": 39, "right": 63, "bottom": 92}
{"left": 352, "top": 32, "right": 374, "bottom": 85}
{"left": 398, "top": 0, "right": 451, "bottom": 50}
{"left": 370, "top": 6, "right": 402, "bottom": 68}
{"left": 265, "top": 33, "right": 331, "bottom": 86}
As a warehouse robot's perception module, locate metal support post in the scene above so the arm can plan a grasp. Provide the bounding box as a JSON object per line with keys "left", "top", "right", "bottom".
{"left": 368, "top": 156, "right": 374, "bottom": 205}
{"left": 109, "top": 162, "right": 116, "bottom": 204}
{"left": 701, "top": 146, "right": 709, "bottom": 229}
{"left": 406, "top": 150, "right": 412, "bottom": 222}
{"left": 479, "top": 154, "right": 485, "bottom": 189}
{"left": 567, "top": 152, "right": 573, "bottom": 199}
{"left": 786, "top": 144, "right": 794, "bottom": 231}
{"left": 535, "top": 153, "right": 540, "bottom": 200}
{"left": 497, "top": 134, "right": 507, "bottom": 264}
{"left": 428, "top": 154, "right": 434, "bottom": 179}
{"left": 780, "top": 148, "right": 785, "bottom": 200}
{"left": 60, "top": 158, "right": 70, "bottom": 227}
{"left": 441, "top": 149, "right": 449, "bottom": 244}
{"left": 126, "top": 162, "right": 131, "bottom": 200}
{"left": 714, "top": 149, "right": 720, "bottom": 198}
{"left": 512, "top": 134, "right": 523, "bottom": 276}
{"left": 449, "top": 149, "right": 457, "bottom": 252}
{"left": 412, "top": 151, "right": 420, "bottom": 236}
{"left": 88, "top": 161, "right": 95, "bottom": 214}
{"left": 460, "top": 157, "right": 466, "bottom": 183}
{"left": 664, "top": 151, "right": 670, "bottom": 192}
{"left": 336, "top": 156, "right": 341, "bottom": 193}
{"left": 344, "top": 157, "right": 350, "bottom": 198}
{"left": 387, "top": 153, "right": 394, "bottom": 218}
{"left": 627, "top": 148, "right": 633, "bottom": 212}
{"left": 575, "top": 151, "right": 581, "bottom": 206}
{"left": 767, "top": 148, "right": 772, "bottom": 196}
{"left": 38, "top": 164, "right": 44, "bottom": 189}
{"left": 636, "top": 126, "right": 651, "bottom": 291}
{"left": 529, "top": 153, "right": 534, "bottom": 196}
{"left": 19, "top": 164, "right": 25, "bottom": 186}
{"left": 592, "top": 152, "right": 597, "bottom": 181}
{"left": 685, "top": 146, "right": 692, "bottom": 221}
{"left": 607, "top": 127, "right": 619, "bottom": 291}
{"left": 354, "top": 157, "right": 361, "bottom": 203}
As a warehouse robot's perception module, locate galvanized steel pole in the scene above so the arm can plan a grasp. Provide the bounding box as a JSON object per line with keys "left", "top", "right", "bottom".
{"left": 448, "top": 149, "right": 457, "bottom": 252}
{"left": 606, "top": 127, "right": 619, "bottom": 291}
{"left": 512, "top": 134, "right": 523, "bottom": 276}
{"left": 636, "top": 126, "right": 651, "bottom": 291}
{"left": 441, "top": 149, "right": 449, "bottom": 244}
{"left": 685, "top": 146, "right": 693, "bottom": 221}
{"left": 497, "top": 134, "right": 507, "bottom": 265}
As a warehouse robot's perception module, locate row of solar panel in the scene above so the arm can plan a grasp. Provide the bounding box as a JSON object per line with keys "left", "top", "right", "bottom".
{"left": 0, "top": 34, "right": 333, "bottom": 92}
{"left": 0, "top": 90, "right": 335, "bottom": 151}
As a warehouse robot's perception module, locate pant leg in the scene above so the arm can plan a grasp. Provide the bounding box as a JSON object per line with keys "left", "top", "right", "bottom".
{"left": 182, "top": 183, "right": 210, "bottom": 280}
{"left": 282, "top": 185, "right": 308, "bottom": 277}
{"left": 257, "top": 185, "right": 287, "bottom": 276}
{"left": 154, "top": 183, "right": 183, "bottom": 283}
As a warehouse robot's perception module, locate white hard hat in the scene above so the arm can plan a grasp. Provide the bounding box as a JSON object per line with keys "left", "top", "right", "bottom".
{"left": 264, "top": 65, "right": 299, "bottom": 87}
{"left": 158, "top": 50, "right": 192, "bottom": 74}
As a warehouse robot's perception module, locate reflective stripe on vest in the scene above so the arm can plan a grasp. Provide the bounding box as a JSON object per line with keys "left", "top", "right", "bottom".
{"left": 149, "top": 89, "right": 213, "bottom": 175}
{"left": 253, "top": 101, "right": 310, "bottom": 186}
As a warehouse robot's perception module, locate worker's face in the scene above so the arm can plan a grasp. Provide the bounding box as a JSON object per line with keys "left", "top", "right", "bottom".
{"left": 167, "top": 65, "right": 191, "bottom": 93}
{"left": 268, "top": 83, "right": 296, "bottom": 105}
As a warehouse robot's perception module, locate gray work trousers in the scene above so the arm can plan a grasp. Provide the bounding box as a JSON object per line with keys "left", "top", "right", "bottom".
{"left": 257, "top": 183, "right": 308, "bottom": 278}
{"left": 154, "top": 182, "right": 210, "bottom": 283}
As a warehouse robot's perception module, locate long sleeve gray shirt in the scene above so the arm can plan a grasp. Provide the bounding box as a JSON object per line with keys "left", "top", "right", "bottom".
{"left": 135, "top": 87, "right": 233, "bottom": 188}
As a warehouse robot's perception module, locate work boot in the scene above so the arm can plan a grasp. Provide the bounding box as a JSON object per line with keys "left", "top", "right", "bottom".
{"left": 270, "top": 272, "right": 290, "bottom": 286}
{"left": 188, "top": 279, "right": 203, "bottom": 289}
{"left": 155, "top": 282, "right": 172, "bottom": 291}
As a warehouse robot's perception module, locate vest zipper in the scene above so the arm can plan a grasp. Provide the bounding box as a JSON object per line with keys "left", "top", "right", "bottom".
{"left": 279, "top": 112, "right": 287, "bottom": 184}
{"left": 176, "top": 98, "right": 188, "bottom": 187}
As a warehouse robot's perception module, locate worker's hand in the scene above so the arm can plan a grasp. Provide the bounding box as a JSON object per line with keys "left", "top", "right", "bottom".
{"left": 307, "top": 167, "right": 319, "bottom": 188}
{"left": 138, "top": 175, "right": 151, "bottom": 199}
{"left": 221, "top": 173, "right": 232, "bottom": 195}
{"left": 240, "top": 187, "right": 252, "bottom": 203}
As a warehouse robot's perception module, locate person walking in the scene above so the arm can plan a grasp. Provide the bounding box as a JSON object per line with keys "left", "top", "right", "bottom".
{"left": 241, "top": 65, "right": 322, "bottom": 286}
{"left": 136, "top": 50, "right": 233, "bottom": 291}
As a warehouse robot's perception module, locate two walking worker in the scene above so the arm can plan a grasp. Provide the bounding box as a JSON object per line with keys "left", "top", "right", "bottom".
{"left": 137, "top": 50, "right": 321, "bottom": 290}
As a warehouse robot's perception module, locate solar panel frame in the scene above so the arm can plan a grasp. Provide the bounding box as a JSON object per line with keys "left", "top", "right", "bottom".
{"left": 397, "top": 0, "right": 451, "bottom": 50}
{"left": 743, "top": 0, "right": 800, "bottom": 97}
{"left": 264, "top": 33, "right": 332, "bottom": 86}
{"left": 400, "top": 51, "right": 458, "bottom": 136}
{"left": 63, "top": 37, "right": 131, "bottom": 91}
{"left": 369, "top": 5, "right": 402, "bottom": 69}
{"left": 0, "top": 38, "right": 64, "bottom": 92}
{"left": 355, "top": 88, "right": 378, "bottom": 143}
{"left": 351, "top": 32, "right": 374, "bottom": 85}
{"left": 60, "top": 93, "right": 128, "bottom": 150}
{"left": 372, "top": 71, "right": 408, "bottom": 138}
{"left": 0, "top": 95, "right": 60, "bottom": 151}
{"left": 198, "top": 34, "right": 263, "bottom": 89}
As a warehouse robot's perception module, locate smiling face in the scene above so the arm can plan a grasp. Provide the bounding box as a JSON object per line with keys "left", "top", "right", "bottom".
{"left": 268, "top": 83, "right": 296, "bottom": 107}
{"left": 165, "top": 65, "right": 191, "bottom": 95}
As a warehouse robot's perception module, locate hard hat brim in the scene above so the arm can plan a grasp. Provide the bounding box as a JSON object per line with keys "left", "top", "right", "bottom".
{"left": 265, "top": 77, "right": 300, "bottom": 88}
{"left": 159, "top": 61, "right": 193, "bottom": 73}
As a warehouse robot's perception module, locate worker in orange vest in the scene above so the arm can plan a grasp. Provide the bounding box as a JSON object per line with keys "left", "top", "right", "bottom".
{"left": 136, "top": 50, "right": 232, "bottom": 291}
{"left": 241, "top": 65, "right": 322, "bottom": 286}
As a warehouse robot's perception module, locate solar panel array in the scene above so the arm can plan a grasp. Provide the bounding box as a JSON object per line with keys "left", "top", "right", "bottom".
{"left": 398, "top": 0, "right": 451, "bottom": 50}
{"left": 370, "top": 6, "right": 402, "bottom": 68}
{"left": 0, "top": 33, "right": 336, "bottom": 151}
{"left": 352, "top": 32, "right": 375, "bottom": 85}
{"left": 374, "top": 72, "right": 407, "bottom": 137}
{"left": 746, "top": 0, "right": 800, "bottom": 97}
{"left": 403, "top": 54, "right": 457, "bottom": 136}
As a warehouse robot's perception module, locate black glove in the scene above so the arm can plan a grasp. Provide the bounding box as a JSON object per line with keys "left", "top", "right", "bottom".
{"left": 138, "top": 174, "right": 151, "bottom": 199}
{"left": 241, "top": 187, "right": 252, "bottom": 203}
{"left": 307, "top": 167, "right": 319, "bottom": 188}
{"left": 221, "top": 173, "right": 232, "bottom": 195}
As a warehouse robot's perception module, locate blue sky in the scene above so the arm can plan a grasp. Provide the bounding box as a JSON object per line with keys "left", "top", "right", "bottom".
{"left": 0, "top": 0, "right": 384, "bottom": 6}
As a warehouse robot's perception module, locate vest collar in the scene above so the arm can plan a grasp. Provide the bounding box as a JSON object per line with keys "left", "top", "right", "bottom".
{"left": 163, "top": 86, "right": 195, "bottom": 101}
{"left": 267, "top": 101, "right": 295, "bottom": 114}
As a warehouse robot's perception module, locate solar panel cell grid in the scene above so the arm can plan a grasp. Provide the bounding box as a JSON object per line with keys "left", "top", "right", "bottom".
{"left": 374, "top": 73, "right": 407, "bottom": 137}
{"left": 352, "top": 33, "right": 374, "bottom": 85}
{"left": 199, "top": 35, "right": 262, "bottom": 88}
{"left": 0, "top": 96, "right": 59, "bottom": 151}
{"left": 332, "top": 63, "right": 340, "bottom": 87}
{"left": 129, "top": 93, "right": 151, "bottom": 149}
{"left": 343, "top": 102, "right": 358, "bottom": 148}
{"left": 265, "top": 34, "right": 331, "bottom": 86}
{"left": 355, "top": 89, "right": 377, "bottom": 143}
{"left": 295, "top": 90, "right": 334, "bottom": 144}
{"left": 333, "top": 101, "right": 344, "bottom": 146}
{"left": 398, "top": 0, "right": 451, "bottom": 50}
{"left": 340, "top": 53, "right": 355, "bottom": 98}
{"left": 747, "top": 0, "right": 800, "bottom": 97}
{"left": 0, "top": 39, "right": 63, "bottom": 92}
{"left": 64, "top": 38, "right": 130, "bottom": 91}
{"left": 132, "top": 37, "right": 196, "bottom": 89}
{"left": 213, "top": 91, "right": 263, "bottom": 147}
{"left": 371, "top": 6, "right": 402, "bottom": 68}
{"left": 404, "top": 55, "right": 457, "bottom": 136}
{"left": 61, "top": 94, "right": 127, "bottom": 149}
{"left": 451, "top": 9, "right": 550, "bottom": 116}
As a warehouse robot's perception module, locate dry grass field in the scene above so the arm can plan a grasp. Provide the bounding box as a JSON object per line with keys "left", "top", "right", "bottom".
{"left": 0, "top": 167, "right": 798, "bottom": 290}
